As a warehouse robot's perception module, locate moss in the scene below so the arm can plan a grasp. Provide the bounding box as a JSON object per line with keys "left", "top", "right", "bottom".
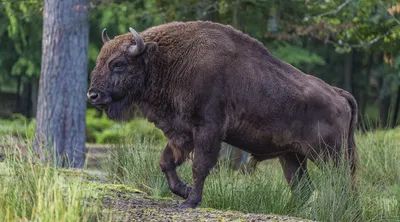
{"left": 58, "top": 168, "right": 103, "bottom": 181}
{"left": 101, "top": 183, "right": 146, "bottom": 195}
{"left": 81, "top": 181, "right": 147, "bottom": 200}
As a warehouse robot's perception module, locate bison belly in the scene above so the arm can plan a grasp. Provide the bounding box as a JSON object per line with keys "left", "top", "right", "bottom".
{"left": 224, "top": 122, "right": 297, "bottom": 159}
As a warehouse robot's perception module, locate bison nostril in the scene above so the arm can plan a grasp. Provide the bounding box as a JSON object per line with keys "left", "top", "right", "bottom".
{"left": 88, "top": 92, "right": 99, "bottom": 101}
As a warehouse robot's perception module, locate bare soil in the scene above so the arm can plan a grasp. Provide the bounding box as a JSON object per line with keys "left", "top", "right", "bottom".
{"left": 101, "top": 193, "right": 310, "bottom": 222}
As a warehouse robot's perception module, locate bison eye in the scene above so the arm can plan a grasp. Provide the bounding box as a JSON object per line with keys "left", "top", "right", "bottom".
{"left": 112, "top": 61, "right": 126, "bottom": 73}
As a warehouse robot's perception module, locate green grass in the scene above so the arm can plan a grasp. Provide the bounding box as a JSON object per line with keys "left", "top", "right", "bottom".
{"left": 0, "top": 145, "right": 103, "bottom": 221}
{"left": 104, "top": 128, "right": 400, "bottom": 222}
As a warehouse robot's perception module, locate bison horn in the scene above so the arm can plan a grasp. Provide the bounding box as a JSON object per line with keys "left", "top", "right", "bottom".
{"left": 102, "top": 28, "right": 110, "bottom": 43}
{"left": 128, "top": 27, "right": 145, "bottom": 56}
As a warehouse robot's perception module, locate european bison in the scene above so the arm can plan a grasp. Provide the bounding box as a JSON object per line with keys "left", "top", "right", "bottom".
{"left": 87, "top": 21, "right": 359, "bottom": 209}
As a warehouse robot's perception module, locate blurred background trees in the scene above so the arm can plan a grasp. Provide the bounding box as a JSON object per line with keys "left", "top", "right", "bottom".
{"left": 1, "top": 0, "right": 399, "bottom": 128}
{"left": 0, "top": 0, "right": 399, "bottom": 167}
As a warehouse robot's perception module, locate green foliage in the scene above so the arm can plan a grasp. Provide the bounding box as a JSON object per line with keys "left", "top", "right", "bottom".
{"left": 270, "top": 42, "right": 326, "bottom": 69}
{"left": 85, "top": 109, "right": 115, "bottom": 143}
{"left": 0, "top": 109, "right": 166, "bottom": 145}
{"left": 86, "top": 109, "right": 166, "bottom": 144}
{"left": 0, "top": 1, "right": 43, "bottom": 78}
{"left": 305, "top": 0, "right": 400, "bottom": 52}
{"left": 0, "top": 114, "right": 35, "bottom": 139}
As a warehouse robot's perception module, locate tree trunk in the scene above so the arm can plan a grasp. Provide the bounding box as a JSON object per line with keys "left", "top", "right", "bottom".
{"left": 196, "top": 0, "right": 219, "bottom": 21}
{"left": 21, "top": 80, "right": 32, "bottom": 118}
{"left": 30, "top": 76, "right": 39, "bottom": 118}
{"left": 232, "top": 0, "right": 241, "bottom": 28}
{"left": 343, "top": 50, "right": 353, "bottom": 94}
{"left": 378, "top": 77, "right": 392, "bottom": 129}
{"left": 35, "top": 0, "right": 89, "bottom": 168}
{"left": 15, "top": 75, "right": 21, "bottom": 112}
{"left": 360, "top": 54, "right": 373, "bottom": 125}
{"left": 391, "top": 85, "right": 400, "bottom": 128}
{"left": 379, "top": 95, "right": 391, "bottom": 128}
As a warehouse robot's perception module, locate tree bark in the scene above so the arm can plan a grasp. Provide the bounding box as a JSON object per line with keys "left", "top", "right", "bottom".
{"left": 35, "top": 0, "right": 89, "bottom": 168}
{"left": 391, "top": 85, "right": 400, "bottom": 128}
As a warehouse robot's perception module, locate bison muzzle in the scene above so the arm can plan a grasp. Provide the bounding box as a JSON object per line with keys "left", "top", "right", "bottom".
{"left": 88, "top": 21, "right": 359, "bottom": 209}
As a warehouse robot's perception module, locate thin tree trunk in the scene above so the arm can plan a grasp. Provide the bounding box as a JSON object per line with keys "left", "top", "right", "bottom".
{"left": 35, "top": 0, "right": 89, "bottom": 168}
{"left": 232, "top": 0, "right": 240, "bottom": 28}
{"left": 379, "top": 96, "right": 391, "bottom": 128}
{"left": 360, "top": 54, "right": 373, "bottom": 119}
{"left": 15, "top": 75, "right": 21, "bottom": 112}
{"left": 391, "top": 85, "right": 400, "bottom": 128}
{"left": 343, "top": 50, "right": 353, "bottom": 94}
{"left": 30, "top": 76, "right": 39, "bottom": 118}
{"left": 378, "top": 77, "right": 392, "bottom": 129}
{"left": 21, "top": 80, "right": 32, "bottom": 118}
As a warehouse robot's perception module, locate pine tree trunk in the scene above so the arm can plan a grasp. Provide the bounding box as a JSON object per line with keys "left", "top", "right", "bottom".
{"left": 35, "top": 0, "right": 89, "bottom": 168}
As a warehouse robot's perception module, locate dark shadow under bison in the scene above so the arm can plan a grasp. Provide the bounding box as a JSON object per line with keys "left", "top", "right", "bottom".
{"left": 87, "top": 21, "right": 359, "bottom": 209}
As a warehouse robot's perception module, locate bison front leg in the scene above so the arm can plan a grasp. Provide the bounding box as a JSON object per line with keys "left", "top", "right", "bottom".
{"left": 179, "top": 127, "right": 221, "bottom": 209}
{"left": 160, "top": 143, "right": 192, "bottom": 199}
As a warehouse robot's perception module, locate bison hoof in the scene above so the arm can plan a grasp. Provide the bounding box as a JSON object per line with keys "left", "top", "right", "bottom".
{"left": 170, "top": 182, "right": 193, "bottom": 199}
{"left": 178, "top": 199, "right": 200, "bottom": 209}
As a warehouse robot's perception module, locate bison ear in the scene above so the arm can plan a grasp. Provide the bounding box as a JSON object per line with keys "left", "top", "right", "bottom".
{"left": 143, "top": 42, "right": 158, "bottom": 64}
{"left": 145, "top": 42, "right": 158, "bottom": 55}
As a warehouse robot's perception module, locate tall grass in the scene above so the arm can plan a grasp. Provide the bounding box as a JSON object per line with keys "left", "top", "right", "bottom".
{"left": 104, "top": 133, "right": 176, "bottom": 198}
{"left": 105, "top": 128, "right": 400, "bottom": 222}
{"left": 0, "top": 137, "right": 101, "bottom": 221}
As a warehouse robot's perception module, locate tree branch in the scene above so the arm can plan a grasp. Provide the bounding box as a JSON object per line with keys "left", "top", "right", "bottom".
{"left": 327, "top": 24, "right": 400, "bottom": 48}
{"left": 380, "top": 0, "right": 400, "bottom": 25}
{"left": 310, "top": 0, "right": 353, "bottom": 19}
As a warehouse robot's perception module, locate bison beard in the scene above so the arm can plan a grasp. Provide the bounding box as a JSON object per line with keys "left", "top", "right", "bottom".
{"left": 88, "top": 21, "right": 359, "bottom": 210}
{"left": 105, "top": 95, "right": 131, "bottom": 121}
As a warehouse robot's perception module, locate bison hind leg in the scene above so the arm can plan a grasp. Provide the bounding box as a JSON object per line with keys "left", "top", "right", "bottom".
{"left": 279, "top": 153, "right": 315, "bottom": 211}
{"left": 243, "top": 154, "right": 261, "bottom": 174}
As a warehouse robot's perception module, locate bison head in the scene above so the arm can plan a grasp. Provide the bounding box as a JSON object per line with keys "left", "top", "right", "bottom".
{"left": 87, "top": 28, "right": 158, "bottom": 121}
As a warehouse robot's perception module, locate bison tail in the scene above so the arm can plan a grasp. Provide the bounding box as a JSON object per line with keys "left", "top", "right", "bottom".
{"left": 338, "top": 89, "right": 359, "bottom": 184}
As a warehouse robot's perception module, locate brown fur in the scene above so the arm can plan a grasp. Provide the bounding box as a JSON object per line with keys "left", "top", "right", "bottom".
{"left": 88, "top": 21, "right": 359, "bottom": 208}
{"left": 331, "top": 86, "right": 359, "bottom": 182}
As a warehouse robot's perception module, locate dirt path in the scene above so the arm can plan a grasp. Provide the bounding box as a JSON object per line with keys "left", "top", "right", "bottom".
{"left": 102, "top": 193, "right": 309, "bottom": 222}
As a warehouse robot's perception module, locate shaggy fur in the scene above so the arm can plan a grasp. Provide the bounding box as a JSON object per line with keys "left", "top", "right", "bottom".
{"left": 88, "top": 21, "right": 359, "bottom": 209}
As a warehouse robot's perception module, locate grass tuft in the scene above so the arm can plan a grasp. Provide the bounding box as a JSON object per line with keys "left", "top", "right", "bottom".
{"left": 0, "top": 144, "right": 102, "bottom": 221}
